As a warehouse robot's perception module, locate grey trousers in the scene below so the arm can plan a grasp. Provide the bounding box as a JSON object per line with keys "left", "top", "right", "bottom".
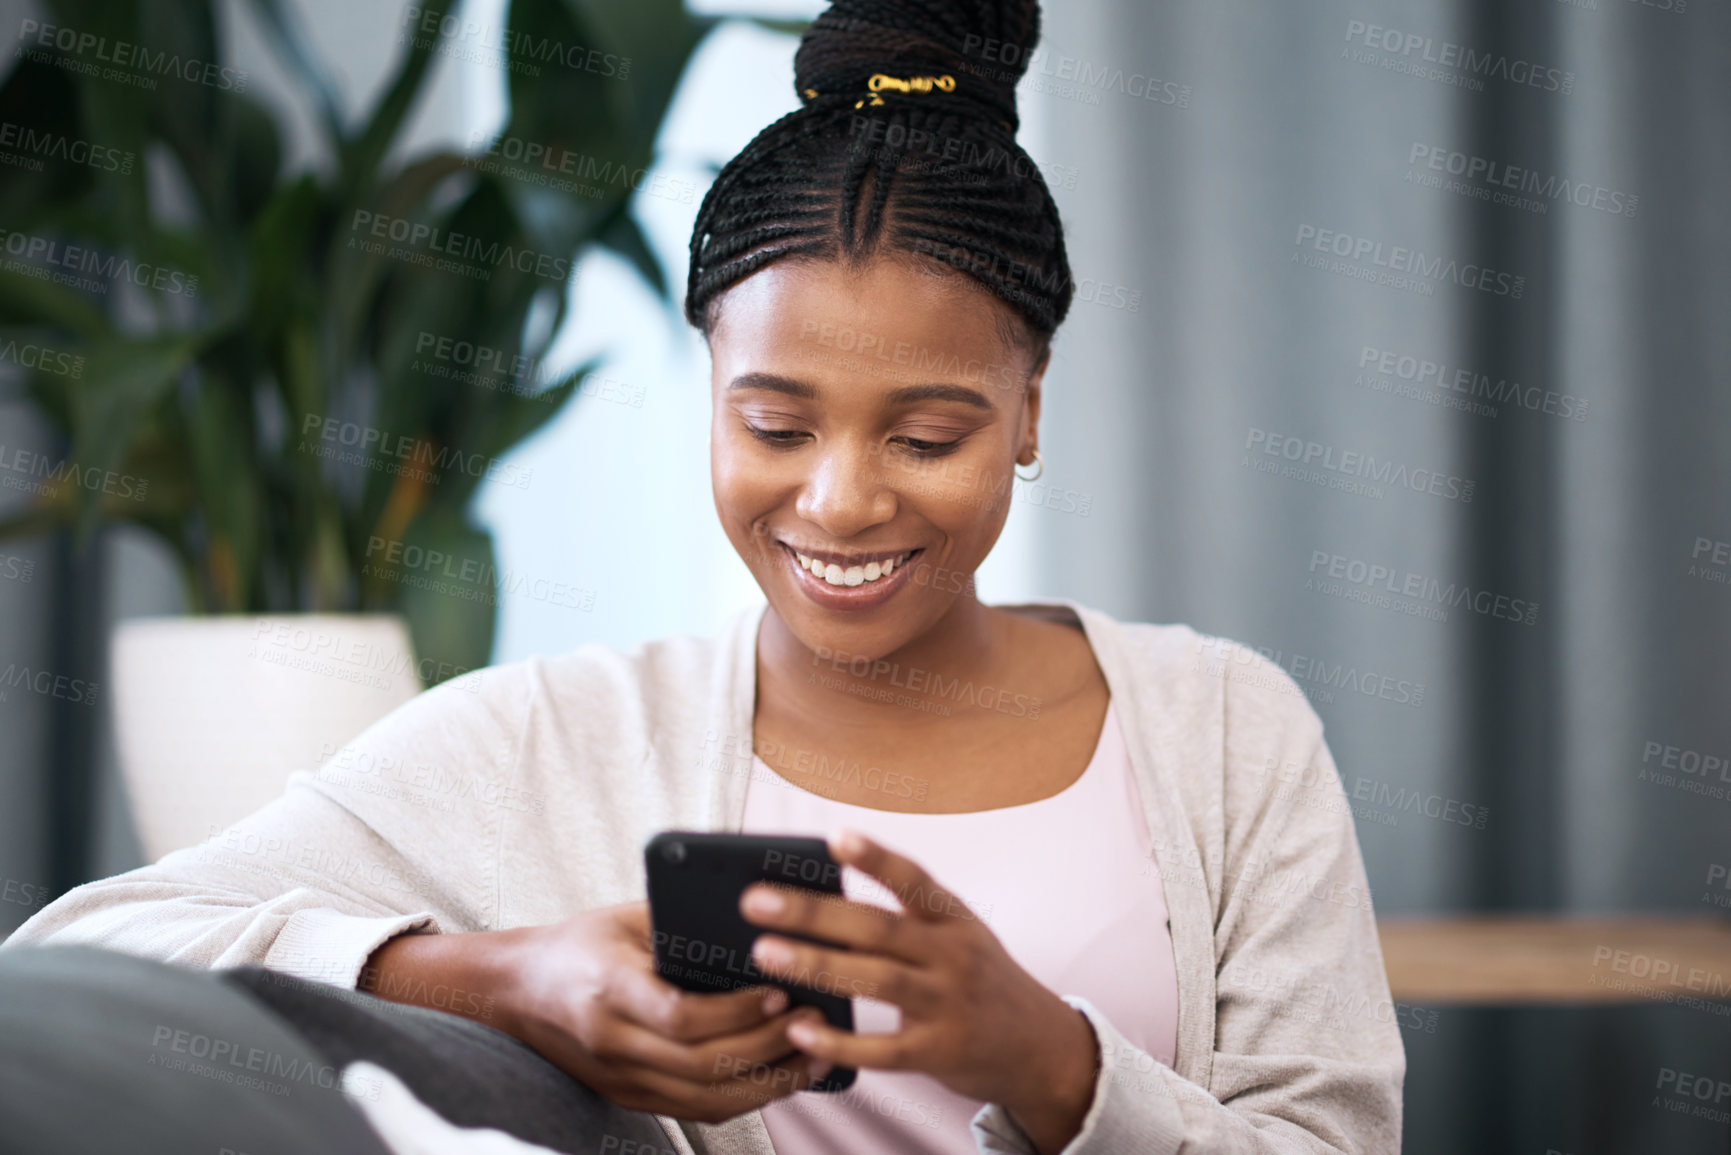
{"left": 0, "top": 944, "right": 679, "bottom": 1155}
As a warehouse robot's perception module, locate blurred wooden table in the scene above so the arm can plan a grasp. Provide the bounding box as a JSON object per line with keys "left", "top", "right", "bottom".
{"left": 1378, "top": 916, "right": 1731, "bottom": 1004}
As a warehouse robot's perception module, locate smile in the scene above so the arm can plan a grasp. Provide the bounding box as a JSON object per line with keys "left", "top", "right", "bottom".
{"left": 793, "top": 549, "right": 916, "bottom": 587}
{"left": 777, "top": 542, "right": 926, "bottom": 610}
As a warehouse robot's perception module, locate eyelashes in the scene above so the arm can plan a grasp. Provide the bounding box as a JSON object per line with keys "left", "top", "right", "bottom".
{"left": 897, "top": 436, "right": 965, "bottom": 458}
{"left": 745, "top": 425, "right": 805, "bottom": 446}
{"left": 744, "top": 425, "right": 964, "bottom": 459}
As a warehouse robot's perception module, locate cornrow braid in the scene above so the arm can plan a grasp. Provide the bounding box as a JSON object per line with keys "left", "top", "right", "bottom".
{"left": 686, "top": 0, "right": 1073, "bottom": 348}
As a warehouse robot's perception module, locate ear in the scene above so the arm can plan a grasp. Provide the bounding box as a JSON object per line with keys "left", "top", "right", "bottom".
{"left": 1019, "top": 345, "right": 1050, "bottom": 460}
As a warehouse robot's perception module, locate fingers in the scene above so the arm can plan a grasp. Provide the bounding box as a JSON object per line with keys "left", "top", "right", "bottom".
{"left": 606, "top": 1005, "right": 828, "bottom": 1084}
{"left": 616, "top": 900, "right": 652, "bottom": 936}
{"left": 594, "top": 1047, "right": 831, "bottom": 1123}
{"left": 614, "top": 899, "right": 795, "bottom": 1039}
{"left": 827, "top": 828, "right": 983, "bottom": 925}
{"left": 705, "top": 1047, "right": 838, "bottom": 1105}
{"left": 785, "top": 1010, "right": 918, "bottom": 1074}
{"left": 541, "top": 901, "right": 837, "bottom": 1125}
{"left": 747, "top": 932, "right": 922, "bottom": 1010}
{"left": 716, "top": 1049, "right": 838, "bottom": 1110}
{"left": 611, "top": 961, "right": 791, "bottom": 1043}
{"left": 740, "top": 880, "right": 932, "bottom": 965}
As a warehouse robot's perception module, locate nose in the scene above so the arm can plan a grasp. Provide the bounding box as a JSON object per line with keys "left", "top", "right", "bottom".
{"left": 794, "top": 440, "right": 897, "bottom": 539}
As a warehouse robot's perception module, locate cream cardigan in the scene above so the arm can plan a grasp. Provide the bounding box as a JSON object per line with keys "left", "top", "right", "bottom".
{"left": 8, "top": 598, "right": 1405, "bottom": 1154}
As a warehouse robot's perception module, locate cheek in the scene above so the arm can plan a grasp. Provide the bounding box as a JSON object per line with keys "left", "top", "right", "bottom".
{"left": 711, "top": 440, "right": 786, "bottom": 562}
{"left": 898, "top": 458, "right": 1014, "bottom": 529}
{"left": 715, "top": 442, "right": 776, "bottom": 501}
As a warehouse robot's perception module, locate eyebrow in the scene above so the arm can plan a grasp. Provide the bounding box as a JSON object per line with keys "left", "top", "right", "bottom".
{"left": 727, "top": 372, "right": 995, "bottom": 411}
{"left": 727, "top": 372, "right": 816, "bottom": 399}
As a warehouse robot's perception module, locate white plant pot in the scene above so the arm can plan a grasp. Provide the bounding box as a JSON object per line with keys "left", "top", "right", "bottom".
{"left": 111, "top": 614, "right": 425, "bottom": 862}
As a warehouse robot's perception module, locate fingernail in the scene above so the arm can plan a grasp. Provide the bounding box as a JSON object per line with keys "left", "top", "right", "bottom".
{"left": 746, "top": 887, "right": 785, "bottom": 916}
{"left": 808, "top": 1059, "right": 833, "bottom": 1080}
{"left": 761, "top": 988, "right": 788, "bottom": 1015}
{"left": 753, "top": 938, "right": 793, "bottom": 968}
{"left": 787, "top": 1018, "right": 820, "bottom": 1046}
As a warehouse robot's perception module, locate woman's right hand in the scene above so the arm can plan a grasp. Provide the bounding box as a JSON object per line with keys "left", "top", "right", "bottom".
{"left": 365, "top": 900, "right": 833, "bottom": 1123}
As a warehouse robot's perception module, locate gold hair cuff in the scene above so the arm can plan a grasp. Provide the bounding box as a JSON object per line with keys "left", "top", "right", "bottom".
{"left": 801, "top": 73, "right": 1003, "bottom": 126}
{"left": 803, "top": 72, "right": 958, "bottom": 108}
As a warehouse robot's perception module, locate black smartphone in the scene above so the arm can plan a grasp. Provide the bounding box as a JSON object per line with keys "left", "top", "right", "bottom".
{"left": 644, "top": 830, "right": 858, "bottom": 1093}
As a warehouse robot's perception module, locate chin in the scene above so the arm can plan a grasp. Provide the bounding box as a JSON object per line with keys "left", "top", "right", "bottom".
{"left": 770, "top": 567, "right": 965, "bottom": 667}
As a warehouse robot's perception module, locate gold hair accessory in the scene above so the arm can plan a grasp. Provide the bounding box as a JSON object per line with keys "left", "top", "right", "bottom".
{"left": 852, "top": 72, "right": 955, "bottom": 108}
{"left": 803, "top": 73, "right": 1007, "bottom": 128}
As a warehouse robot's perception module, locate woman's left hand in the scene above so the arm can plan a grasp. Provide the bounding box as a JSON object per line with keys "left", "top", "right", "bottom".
{"left": 739, "top": 828, "right": 1101, "bottom": 1155}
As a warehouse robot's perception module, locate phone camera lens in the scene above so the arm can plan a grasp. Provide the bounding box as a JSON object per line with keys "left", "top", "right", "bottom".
{"left": 661, "top": 840, "right": 687, "bottom": 865}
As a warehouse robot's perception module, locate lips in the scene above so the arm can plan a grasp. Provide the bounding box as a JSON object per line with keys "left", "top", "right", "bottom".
{"left": 778, "top": 542, "right": 924, "bottom": 610}
{"left": 792, "top": 547, "right": 915, "bottom": 587}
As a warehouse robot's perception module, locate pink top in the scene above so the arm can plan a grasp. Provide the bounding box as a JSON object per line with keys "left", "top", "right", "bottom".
{"left": 738, "top": 700, "right": 1180, "bottom": 1154}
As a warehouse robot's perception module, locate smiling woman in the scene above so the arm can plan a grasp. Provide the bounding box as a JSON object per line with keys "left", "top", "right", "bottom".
{"left": 713, "top": 260, "right": 1039, "bottom": 610}
{"left": 4, "top": 1, "right": 1402, "bottom": 1154}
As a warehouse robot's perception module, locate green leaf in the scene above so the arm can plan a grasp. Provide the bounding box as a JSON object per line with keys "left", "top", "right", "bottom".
{"left": 111, "top": 427, "right": 200, "bottom": 524}
{"left": 740, "top": 17, "right": 813, "bottom": 38}
{"left": 338, "top": 9, "right": 439, "bottom": 206}
{"left": 328, "top": 152, "right": 473, "bottom": 371}
{"left": 228, "top": 94, "right": 286, "bottom": 227}
{"left": 390, "top": 513, "right": 499, "bottom": 682}
{"left": 0, "top": 59, "right": 100, "bottom": 222}
{"left": 476, "top": 357, "right": 594, "bottom": 464}
{"left": 503, "top": 0, "right": 627, "bottom": 162}
{"left": 67, "top": 335, "right": 203, "bottom": 540}
{"left": 243, "top": 0, "right": 346, "bottom": 145}
{"left": 132, "top": 0, "right": 227, "bottom": 226}
{"left": 248, "top": 175, "right": 322, "bottom": 339}
{"left": 0, "top": 272, "right": 112, "bottom": 339}
{"left": 563, "top": 0, "right": 718, "bottom": 145}
{"left": 0, "top": 507, "right": 65, "bottom": 544}
{"left": 597, "top": 206, "right": 665, "bottom": 298}
{"left": 187, "top": 369, "right": 263, "bottom": 610}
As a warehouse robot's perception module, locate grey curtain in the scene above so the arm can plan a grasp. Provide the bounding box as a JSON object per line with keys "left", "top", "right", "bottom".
{"left": 1032, "top": 0, "right": 1730, "bottom": 1151}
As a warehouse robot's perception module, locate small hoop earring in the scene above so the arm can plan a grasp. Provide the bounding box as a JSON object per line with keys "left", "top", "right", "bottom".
{"left": 1014, "top": 448, "right": 1044, "bottom": 483}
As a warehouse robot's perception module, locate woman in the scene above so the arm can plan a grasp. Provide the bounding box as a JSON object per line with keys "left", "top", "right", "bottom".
{"left": 7, "top": 0, "right": 1405, "bottom": 1152}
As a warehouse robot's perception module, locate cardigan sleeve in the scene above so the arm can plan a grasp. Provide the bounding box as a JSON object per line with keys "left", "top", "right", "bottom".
{"left": 970, "top": 648, "right": 1405, "bottom": 1154}
{"left": 1, "top": 669, "right": 523, "bottom": 990}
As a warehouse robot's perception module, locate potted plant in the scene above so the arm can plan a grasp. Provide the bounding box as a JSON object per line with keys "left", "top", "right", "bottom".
{"left": 0, "top": 0, "right": 793, "bottom": 856}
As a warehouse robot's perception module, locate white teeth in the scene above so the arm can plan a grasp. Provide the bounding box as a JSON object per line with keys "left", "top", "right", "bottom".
{"left": 794, "top": 549, "right": 913, "bottom": 587}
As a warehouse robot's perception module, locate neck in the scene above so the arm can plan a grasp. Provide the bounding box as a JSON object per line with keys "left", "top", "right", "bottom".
{"left": 755, "top": 594, "right": 1014, "bottom": 729}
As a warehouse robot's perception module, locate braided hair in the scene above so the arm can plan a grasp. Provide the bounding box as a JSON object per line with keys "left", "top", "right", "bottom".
{"left": 685, "top": 0, "right": 1073, "bottom": 356}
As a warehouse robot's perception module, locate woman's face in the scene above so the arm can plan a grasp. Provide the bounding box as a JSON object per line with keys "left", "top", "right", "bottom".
{"left": 708, "top": 256, "right": 1046, "bottom": 661}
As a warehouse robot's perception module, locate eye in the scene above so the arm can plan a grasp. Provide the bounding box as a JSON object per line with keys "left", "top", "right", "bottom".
{"left": 896, "top": 435, "right": 964, "bottom": 458}
{"left": 746, "top": 424, "right": 809, "bottom": 446}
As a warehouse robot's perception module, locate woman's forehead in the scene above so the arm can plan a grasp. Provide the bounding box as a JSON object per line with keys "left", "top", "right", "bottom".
{"left": 709, "top": 258, "right": 1027, "bottom": 369}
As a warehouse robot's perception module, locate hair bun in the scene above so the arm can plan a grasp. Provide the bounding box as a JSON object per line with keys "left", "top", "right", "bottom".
{"left": 793, "top": 0, "right": 1041, "bottom": 132}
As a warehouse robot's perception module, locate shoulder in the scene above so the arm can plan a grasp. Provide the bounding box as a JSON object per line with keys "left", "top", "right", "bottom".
{"left": 1091, "top": 611, "right": 1374, "bottom": 928}
{"left": 1076, "top": 606, "right": 1336, "bottom": 841}
{"left": 531, "top": 623, "right": 728, "bottom": 744}
{"left": 296, "top": 618, "right": 745, "bottom": 856}
{"left": 333, "top": 618, "right": 736, "bottom": 769}
{"left": 1084, "top": 606, "right": 1326, "bottom": 751}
